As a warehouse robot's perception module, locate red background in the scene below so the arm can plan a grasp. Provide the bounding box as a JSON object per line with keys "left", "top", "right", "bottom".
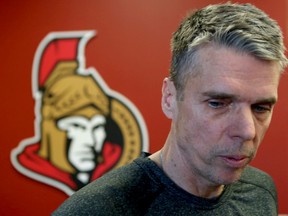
{"left": 1, "top": 0, "right": 287, "bottom": 215}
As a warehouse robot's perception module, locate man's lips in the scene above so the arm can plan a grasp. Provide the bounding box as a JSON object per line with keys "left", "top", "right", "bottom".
{"left": 220, "top": 155, "right": 249, "bottom": 168}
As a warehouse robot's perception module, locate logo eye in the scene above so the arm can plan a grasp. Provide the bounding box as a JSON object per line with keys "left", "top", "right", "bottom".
{"left": 72, "top": 123, "right": 85, "bottom": 129}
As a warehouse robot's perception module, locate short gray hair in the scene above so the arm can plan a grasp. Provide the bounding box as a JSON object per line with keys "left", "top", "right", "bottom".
{"left": 170, "top": 3, "right": 288, "bottom": 98}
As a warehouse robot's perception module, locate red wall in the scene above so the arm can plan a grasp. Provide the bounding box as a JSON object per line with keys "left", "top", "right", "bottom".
{"left": 1, "top": 0, "right": 287, "bottom": 214}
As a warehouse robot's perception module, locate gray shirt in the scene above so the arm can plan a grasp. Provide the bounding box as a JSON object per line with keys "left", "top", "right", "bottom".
{"left": 53, "top": 153, "right": 277, "bottom": 215}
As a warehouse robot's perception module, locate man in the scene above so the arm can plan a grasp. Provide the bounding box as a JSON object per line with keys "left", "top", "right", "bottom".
{"left": 53, "top": 3, "right": 287, "bottom": 215}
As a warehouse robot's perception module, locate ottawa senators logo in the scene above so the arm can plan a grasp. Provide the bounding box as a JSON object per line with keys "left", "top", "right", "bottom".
{"left": 10, "top": 31, "right": 149, "bottom": 195}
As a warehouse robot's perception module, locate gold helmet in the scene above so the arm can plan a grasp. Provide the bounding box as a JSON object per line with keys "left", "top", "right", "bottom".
{"left": 38, "top": 61, "right": 109, "bottom": 173}
{"left": 38, "top": 61, "right": 142, "bottom": 173}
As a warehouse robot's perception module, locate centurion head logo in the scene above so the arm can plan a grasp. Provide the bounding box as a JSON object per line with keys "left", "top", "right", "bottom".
{"left": 11, "top": 31, "right": 148, "bottom": 195}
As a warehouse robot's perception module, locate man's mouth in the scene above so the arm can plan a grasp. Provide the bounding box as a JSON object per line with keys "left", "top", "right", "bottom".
{"left": 220, "top": 155, "right": 249, "bottom": 168}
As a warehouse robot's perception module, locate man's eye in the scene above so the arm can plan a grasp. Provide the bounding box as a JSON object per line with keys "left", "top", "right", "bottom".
{"left": 208, "top": 101, "right": 226, "bottom": 109}
{"left": 252, "top": 104, "right": 272, "bottom": 113}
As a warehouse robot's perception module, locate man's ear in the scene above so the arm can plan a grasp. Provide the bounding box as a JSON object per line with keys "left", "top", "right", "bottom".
{"left": 161, "top": 77, "right": 177, "bottom": 119}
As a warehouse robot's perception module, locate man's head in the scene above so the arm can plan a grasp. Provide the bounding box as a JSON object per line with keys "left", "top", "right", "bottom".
{"left": 161, "top": 3, "right": 287, "bottom": 193}
{"left": 170, "top": 3, "right": 287, "bottom": 100}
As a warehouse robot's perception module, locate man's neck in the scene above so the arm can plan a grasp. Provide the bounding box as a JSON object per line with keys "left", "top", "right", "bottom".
{"left": 149, "top": 147, "right": 225, "bottom": 199}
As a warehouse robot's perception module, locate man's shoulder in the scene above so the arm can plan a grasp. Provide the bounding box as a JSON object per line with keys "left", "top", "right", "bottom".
{"left": 84, "top": 156, "right": 152, "bottom": 192}
{"left": 94, "top": 155, "right": 156, "bottom": 194}
{"left": 238, "top": 165, "right": 277, "bottom": 200}
{"left": 53, "top": 155, "right": 160, "bottom": 215}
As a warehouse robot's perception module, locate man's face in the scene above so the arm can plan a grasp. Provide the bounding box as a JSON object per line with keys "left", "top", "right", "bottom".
{"left": 169, "top": 46, "right": 280, "bottom": 187}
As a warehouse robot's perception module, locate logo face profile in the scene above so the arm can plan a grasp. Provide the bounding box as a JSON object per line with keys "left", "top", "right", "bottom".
{"left": 11, "top": 31, "right": 149, "bottom": 195}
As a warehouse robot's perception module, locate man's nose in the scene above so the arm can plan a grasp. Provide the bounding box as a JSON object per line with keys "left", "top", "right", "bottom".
{"left": 230, "top": 106, "right": 256, "bottom": 141}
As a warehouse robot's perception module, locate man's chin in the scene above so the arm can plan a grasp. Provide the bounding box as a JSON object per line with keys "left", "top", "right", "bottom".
{"left": 218, "top": 167, "right": 246, "bottom": 185}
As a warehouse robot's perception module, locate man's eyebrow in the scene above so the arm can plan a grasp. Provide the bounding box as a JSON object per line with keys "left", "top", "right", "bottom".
{"left": 202, "top": 91, "right": 238, "bottom": 99}
{"left": 254, "top": 97, "right": 277, "bottom": 105}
